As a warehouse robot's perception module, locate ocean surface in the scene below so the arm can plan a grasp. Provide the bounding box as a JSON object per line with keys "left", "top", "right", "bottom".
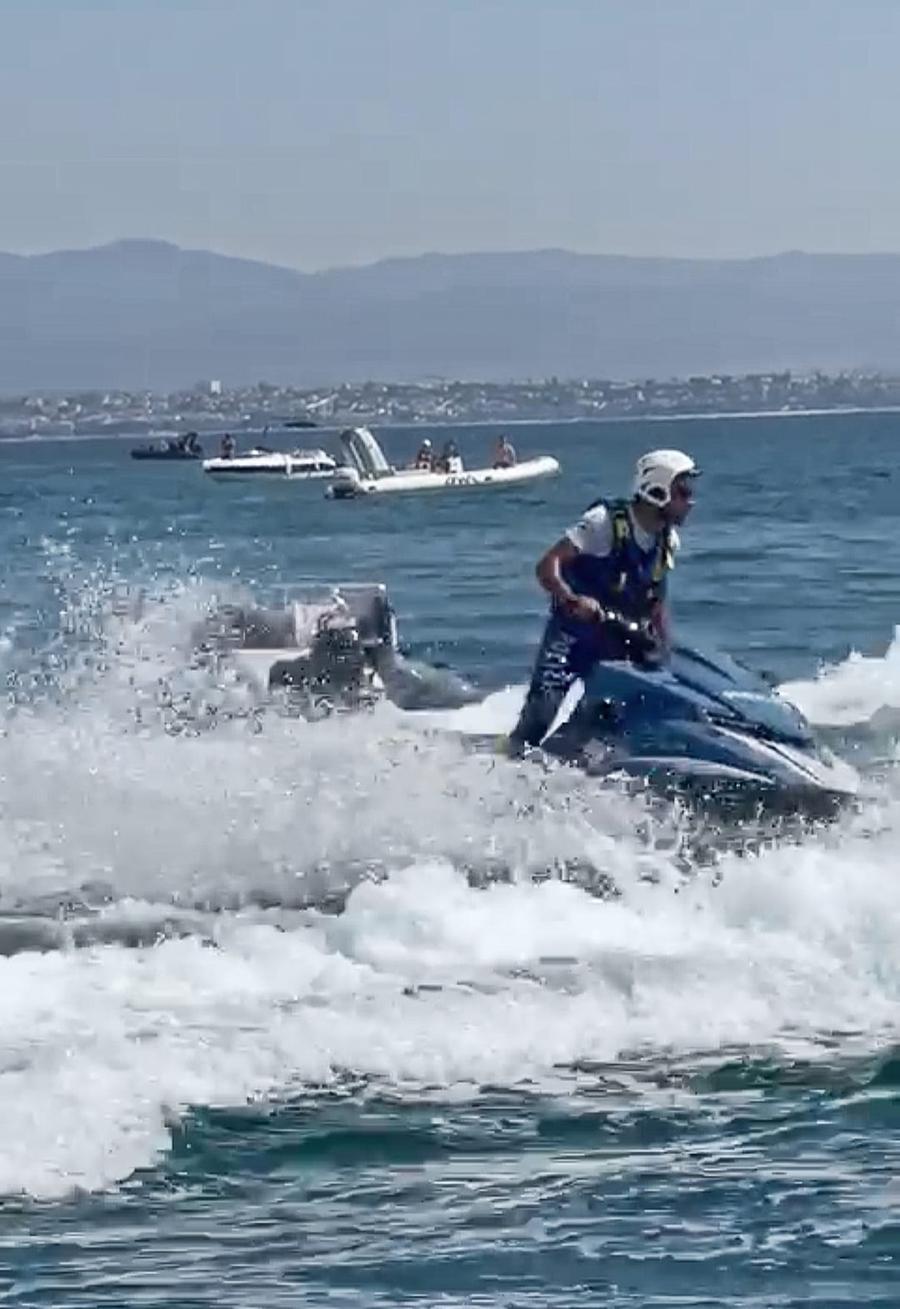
{"left": 1, "top": 413, "right": 899, "bottom": 1306}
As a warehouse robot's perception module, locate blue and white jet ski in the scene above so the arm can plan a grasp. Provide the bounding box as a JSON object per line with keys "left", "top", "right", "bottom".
{"left": 539, "top": 637, "right": 859, "bottom": 818}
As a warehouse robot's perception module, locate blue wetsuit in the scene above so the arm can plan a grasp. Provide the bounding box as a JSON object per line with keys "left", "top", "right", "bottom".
{"left": 510, "top": 499, "right": 673, "bottom": 750}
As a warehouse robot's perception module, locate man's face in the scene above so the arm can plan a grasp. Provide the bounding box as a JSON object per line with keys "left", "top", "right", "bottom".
{"left": 665, "top": 474, "right": 697, "bottom": 525}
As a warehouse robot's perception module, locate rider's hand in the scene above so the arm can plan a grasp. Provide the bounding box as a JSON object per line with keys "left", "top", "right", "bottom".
{"left": 624, "top": 619, "right": 664, "bottom": 665}
{"left": 560, "top": 594, "right": 605, "bottom": 624}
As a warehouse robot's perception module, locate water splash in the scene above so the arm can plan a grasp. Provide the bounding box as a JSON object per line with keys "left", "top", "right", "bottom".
{"left": 1, "top": 586, "right": 900, "bottom": 1199}
{"left": 781, "top": 626, "right": 900, "bottom": 728}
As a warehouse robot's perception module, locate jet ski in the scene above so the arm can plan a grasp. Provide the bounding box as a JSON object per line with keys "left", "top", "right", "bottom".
{"left": 538, "top": 630, "right": 860, "bottom": 819}
{"left": 193, "top": 583, "right": 480, "bottom": 717}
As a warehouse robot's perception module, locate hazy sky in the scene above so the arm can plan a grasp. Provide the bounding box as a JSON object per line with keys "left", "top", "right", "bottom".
{"left": 3, "top": 0, "right": 900, "bottom": 269}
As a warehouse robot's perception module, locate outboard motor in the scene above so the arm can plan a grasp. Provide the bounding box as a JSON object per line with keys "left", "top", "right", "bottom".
{"left": 330, "top": 464, "right": 363, "bottom": 498}
{"left": 193, "top": 582, "right": 481, "bottom": 718}
{"left": 269, "top": 612, "right": 372, "bottom": 710}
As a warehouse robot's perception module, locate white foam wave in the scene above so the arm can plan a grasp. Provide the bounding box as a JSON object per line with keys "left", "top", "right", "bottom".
{"left": 2, "top": 592, "right": 900, "bottom": 1199}
{"left": 1, "top": 836, "right": 898, "bottom": 1200}
{"left": 780, "top": 627, "right": 900, "bottom": 728}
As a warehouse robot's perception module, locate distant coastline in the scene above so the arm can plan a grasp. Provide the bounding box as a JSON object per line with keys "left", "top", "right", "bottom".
{"left": 4, "top": 401, "right": 900, "bottom": 445}
{"left": 5, "top": 368, "right": 900, "bottom": 439}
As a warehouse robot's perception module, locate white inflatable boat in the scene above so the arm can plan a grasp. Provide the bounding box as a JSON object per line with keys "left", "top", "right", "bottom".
{"left": 328, "top": 428, "right": 560, "bottom": 498}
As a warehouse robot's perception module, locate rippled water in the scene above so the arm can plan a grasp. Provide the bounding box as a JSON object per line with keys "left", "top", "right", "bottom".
{"left": 1, "top": 414, "right": 899, "bottom": 1305}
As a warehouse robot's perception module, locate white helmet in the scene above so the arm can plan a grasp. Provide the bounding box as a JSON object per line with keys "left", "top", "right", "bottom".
{"left": 421, "top": 438, "right": 432, "bottom": 448}
{"left": 632, "top": 449, "right": 699, "bottom": 507}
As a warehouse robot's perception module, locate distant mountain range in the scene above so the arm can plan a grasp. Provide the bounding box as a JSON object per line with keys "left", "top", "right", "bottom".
{"left": 3, "top": 239, "right": 900, "bottom": 391}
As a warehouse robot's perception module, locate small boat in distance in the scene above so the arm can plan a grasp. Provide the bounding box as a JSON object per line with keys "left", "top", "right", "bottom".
{"left": 328, "top": 427, "right": 560, "bottom": 498}
{"left": 131, "top": 432, "right": 203, "bottom": 461}
{"left": 202, "top": 418, "right": 333, "bottom": 479}
{"left": 203, "top": 446, "right": 339, "bottom": 479}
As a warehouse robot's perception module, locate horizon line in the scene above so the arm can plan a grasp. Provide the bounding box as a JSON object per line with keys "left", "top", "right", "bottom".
{"left": 5, "top": 238, "right": 900, "bottom": 276}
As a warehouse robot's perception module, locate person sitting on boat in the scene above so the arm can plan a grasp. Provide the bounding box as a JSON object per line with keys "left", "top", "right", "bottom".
{"left": 492, "top": 434, "right": 517, "bottom": 468}
{"left": 220, "top": 432, "right": 236, "bottom": 459}
{"left": 413, "top": 438, "right": 433, "bottom": 470}
{"left": 506, "top": 448, "right": 699, "bottom": 755}
{"left": 439, "top": 438, "right": 463, "bottom": 474}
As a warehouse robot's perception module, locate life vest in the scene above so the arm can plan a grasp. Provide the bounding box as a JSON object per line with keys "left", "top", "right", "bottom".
{"left": 557, "top": 498, "right": 674, "bottom": 638}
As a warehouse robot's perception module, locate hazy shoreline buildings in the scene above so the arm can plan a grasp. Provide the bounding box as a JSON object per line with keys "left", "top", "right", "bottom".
{"left": 2, "top": 370, "right": 900, "bottom": 438}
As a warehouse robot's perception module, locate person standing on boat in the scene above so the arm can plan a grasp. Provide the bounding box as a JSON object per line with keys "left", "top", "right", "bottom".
{"left": 220, "top": 432, "right": 236, "bottom": 459}
{"left": 413, "top": 438, "right": 433, "bottom": 470}
{"left": 439, "top": 438, "right": 463, "bottom": 473}
{"left": 507, "top": 448, "right": 699, "bottom": 755}
{"left": 492, "top": 434, "right": 517, "bottom": 468}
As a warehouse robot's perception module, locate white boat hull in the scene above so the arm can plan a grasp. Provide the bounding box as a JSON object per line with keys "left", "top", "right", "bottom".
{"left": 203, "top": 449, "right": 338, "bottom": 480}
{"left": 330, "top": 455, "right": 560, "bottom": 498}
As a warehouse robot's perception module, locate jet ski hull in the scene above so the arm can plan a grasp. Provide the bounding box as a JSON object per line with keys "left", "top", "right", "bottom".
{"left": 539, "top": 645, "right": 859, "bottom": 819}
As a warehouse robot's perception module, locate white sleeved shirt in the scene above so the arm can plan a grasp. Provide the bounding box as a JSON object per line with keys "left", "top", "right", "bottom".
{"left": 566, "top": 503, "right": 680, "bottom": 559}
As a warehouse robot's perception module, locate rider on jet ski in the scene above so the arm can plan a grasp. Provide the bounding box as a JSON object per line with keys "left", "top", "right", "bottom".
{"left": 507, "top": 448, "right": 700, "bottom": 755}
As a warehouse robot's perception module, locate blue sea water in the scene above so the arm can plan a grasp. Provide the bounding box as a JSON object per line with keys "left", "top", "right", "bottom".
{"left": 0, "top": 413, "right": 899, "bottom": 1306}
